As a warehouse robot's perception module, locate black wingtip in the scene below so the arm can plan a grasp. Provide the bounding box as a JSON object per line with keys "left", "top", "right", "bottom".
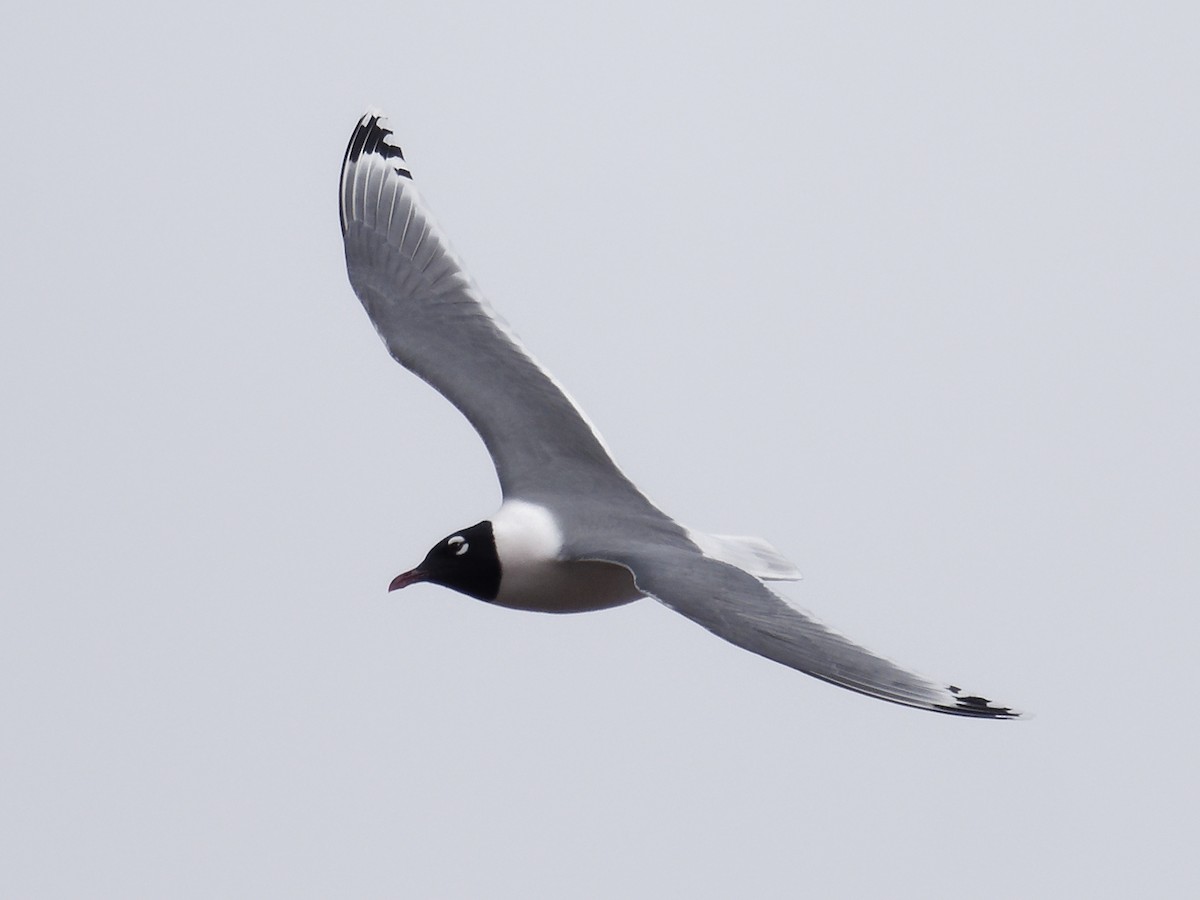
{"left": 345, "top": 112, "right": 411, "bottom": 174}
{"left": 339, "top": 111, "right": 413, "bottom": 234}
{"left": 941, "top": 684, "right": 1023, "bottom": 720}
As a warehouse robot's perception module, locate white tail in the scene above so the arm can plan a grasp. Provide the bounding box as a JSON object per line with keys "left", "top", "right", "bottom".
{"left": 686, "top": 530, "right": 802, "bottom": 581}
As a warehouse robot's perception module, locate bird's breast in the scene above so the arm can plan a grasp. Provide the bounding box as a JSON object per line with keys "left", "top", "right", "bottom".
{"left": 493, "top": 557, "right": 642, "bottom": 613}
{"left": 490, "top": 498, "right": 642, "bottom": 612}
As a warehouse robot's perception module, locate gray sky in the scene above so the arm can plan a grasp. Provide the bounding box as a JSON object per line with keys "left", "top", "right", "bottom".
{"left": 3, "top": 3, "right": 1197, "bottom": 897}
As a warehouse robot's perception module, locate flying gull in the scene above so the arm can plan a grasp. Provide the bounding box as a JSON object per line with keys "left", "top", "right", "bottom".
{"left": 339, "top": 111, "right": 1020, "bottom": 718}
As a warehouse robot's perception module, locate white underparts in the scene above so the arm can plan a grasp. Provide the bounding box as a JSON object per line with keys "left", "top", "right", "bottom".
{"left": 491, "top": 500, "right": 564, "bottom": 566}
{"left": 490, "top": 500, "right": 640, "bottom": 613}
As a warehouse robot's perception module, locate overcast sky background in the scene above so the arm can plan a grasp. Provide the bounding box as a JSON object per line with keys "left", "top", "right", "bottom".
{"left": 3, "top": 3, "right": 1198, "bottom": 897}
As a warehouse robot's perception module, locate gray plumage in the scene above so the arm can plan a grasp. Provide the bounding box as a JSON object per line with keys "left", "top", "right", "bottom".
{"left": 340, "top": 111, "right": 1020, "bottom": 719}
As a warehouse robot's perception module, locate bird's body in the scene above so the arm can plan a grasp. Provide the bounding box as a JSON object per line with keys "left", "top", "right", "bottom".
{"left": 339, "top": 111, "right": 1021, "bottom": 719}
{"left": 491, "top": 500, "right": 640, "bottom": 613}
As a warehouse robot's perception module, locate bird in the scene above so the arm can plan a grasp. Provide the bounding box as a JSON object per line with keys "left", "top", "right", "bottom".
{"left": 339, "top": 110, "right": 1020, "bottom": 719}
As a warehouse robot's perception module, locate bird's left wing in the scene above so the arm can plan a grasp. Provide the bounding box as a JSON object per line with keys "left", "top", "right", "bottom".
{"left": 340, "top": 112, "right": 643, "bottom": 504}
{"left": 597, "top": 546, "right": 1021, "bottom": 718}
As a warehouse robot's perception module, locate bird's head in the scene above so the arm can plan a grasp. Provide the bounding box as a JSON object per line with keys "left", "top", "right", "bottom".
{"left": 388, "top": 520, "right": 501, "bottom": 602}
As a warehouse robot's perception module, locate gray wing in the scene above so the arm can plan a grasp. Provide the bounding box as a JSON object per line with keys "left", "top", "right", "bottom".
{"left": 603, "top": 546, "right": 1020, "bottom": 718}
{"left": 339, "top": 112, "right": 643, "bottom": 503}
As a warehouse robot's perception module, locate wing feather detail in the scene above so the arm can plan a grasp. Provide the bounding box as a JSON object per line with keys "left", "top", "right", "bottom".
{"left": 339, "top": 112, "right": 640, "bottom": 502}
{"left": 607, "top": 547, "right": 1021, "bottom": 718}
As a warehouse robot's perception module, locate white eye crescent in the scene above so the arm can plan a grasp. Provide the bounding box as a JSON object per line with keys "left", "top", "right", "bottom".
{"left": 447, "top": 535, "right": 469, "bottom": 556}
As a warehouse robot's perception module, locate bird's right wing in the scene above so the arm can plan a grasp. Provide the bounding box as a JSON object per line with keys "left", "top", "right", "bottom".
{"left": 602, "top": 546, "right": 1021, "bottom": 718}
{"left": 340, "top": 112, "right": 643, "bottom": 503}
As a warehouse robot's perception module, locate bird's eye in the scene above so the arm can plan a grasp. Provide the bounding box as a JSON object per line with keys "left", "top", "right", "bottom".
{"left": 447, "top": 535, "right": 469, "bottom": 556}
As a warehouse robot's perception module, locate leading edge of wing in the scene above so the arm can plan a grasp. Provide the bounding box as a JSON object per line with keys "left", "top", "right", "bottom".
{"left": 604, "top": 547, "right": 1022, "bottom": 719}
{"left": 338, "top": 111, "right": 635, "bottom": 500}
